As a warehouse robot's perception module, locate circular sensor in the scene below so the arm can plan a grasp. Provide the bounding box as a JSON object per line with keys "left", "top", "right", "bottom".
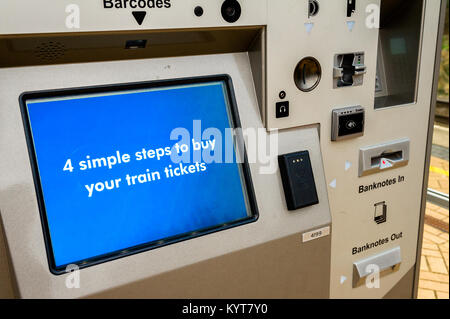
{"left": 194, "top": 6, "right": 204, "bottom": 17}
{"left": 221, "top": 0, "right": 241, "bottom": 23}
{"left": 294, "top": 57, "right": 322, "bottom": 92}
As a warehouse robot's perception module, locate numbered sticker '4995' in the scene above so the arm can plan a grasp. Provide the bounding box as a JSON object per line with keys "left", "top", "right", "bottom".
{"left": 302, "top": 226, "right": 330, "bottom": 243}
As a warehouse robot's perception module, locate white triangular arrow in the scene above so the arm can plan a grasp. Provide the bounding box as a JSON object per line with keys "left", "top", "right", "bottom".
{"left": 329, "top": 179, "right": 337, "bottom": 189}
{"left": 380, "top": 158, "right": 394, "bottom": 170}
{"left": 340, "top": 276, "right": 347, "bottom": 284}
{"left": 345, "top": 161, "right": 352, "bottom": 171}
{"left": 305, "top": 23, "right": 314, "bottom": 34}
{"left": 346, "top": 21, "right": 355, "bottom": 32}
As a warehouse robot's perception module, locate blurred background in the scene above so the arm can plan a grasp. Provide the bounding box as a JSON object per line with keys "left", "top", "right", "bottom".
{"left": 418, "top": 0, "right": 449, "bottom": 300}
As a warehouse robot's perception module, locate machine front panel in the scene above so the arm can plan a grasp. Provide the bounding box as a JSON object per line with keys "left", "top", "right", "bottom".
{"left": 0, "top": 0, "right": 445, "bottom": 299}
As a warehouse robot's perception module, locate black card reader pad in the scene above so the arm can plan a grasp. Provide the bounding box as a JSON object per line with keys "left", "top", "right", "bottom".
{"left": 278, "top": 151, "right": 319, "bottom": 210}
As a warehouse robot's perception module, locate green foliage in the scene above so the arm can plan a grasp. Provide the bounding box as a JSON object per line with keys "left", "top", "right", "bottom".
{"left": 438, "top": 34, "right": 448, "bottom": 99}
{"left": 438, "top": 4, "right": 449, "bottom": 100}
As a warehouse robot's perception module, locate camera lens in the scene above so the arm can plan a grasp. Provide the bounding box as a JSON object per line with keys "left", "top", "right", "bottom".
{"left": 221, "top": 0, "right": 241, "bottom": 23}
{"left": 225, "top": 6, "right": 236, "bottom": 17}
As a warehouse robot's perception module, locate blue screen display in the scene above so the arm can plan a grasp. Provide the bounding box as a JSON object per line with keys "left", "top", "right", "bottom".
{"left": 24, "top": 79, "right": 254, "bottom": 270}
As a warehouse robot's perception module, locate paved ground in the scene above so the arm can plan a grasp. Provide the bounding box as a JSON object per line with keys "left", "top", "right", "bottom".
{"left": 418, "top": 150, "right": 449, "bottom": 299}
{"left": 428, "top": 156, "right": 449, "bottom": 193}
{"left": 432, "top": 125, "right": 449, "bottom": 150}
{"left": 418, "top": 202, "right": 449, "bottom": 299}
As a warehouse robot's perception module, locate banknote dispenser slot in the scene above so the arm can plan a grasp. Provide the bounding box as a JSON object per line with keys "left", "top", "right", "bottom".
{"left": 359, "top": 138, "right": 410, "bottom": 177}
{"left": 353, "top": 247, "right": 401, "bottom": 288}
{"left": 278, "top": 151, "right": 319, "bottom": 210}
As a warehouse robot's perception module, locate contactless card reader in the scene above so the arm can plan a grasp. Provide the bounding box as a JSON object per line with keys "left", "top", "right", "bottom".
{"left": 278, "top": 151, "right": 319, "bottom": 211}
{"left": 331, "top": 106, "right": 365, "bottom": 141}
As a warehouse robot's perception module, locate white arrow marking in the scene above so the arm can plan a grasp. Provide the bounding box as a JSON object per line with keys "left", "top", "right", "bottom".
{"left": 305, "top": 23, "right": 314, "bottom": 34}
{"left": 329, "top": 179, "right": 337, "bottom": 189}
{"left": 346, "top": 21, "right": 355, "bottom": 32}
{"left": 340, "top": 276, "right": 347, "bottom": 284}
{"left": 345, "top": 161, "right": 352, "bottom": 171}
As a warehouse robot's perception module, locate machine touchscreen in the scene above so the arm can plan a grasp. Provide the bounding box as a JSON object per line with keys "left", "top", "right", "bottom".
{"left": 21, "top": 75, "right": 258, "bottom": 273}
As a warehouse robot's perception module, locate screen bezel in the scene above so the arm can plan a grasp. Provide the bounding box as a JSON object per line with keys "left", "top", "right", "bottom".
{"left": 19, "top": 74, "right": 259, "bottom": 275}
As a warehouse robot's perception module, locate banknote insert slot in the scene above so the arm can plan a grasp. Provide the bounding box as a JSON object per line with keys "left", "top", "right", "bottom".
{"left": 370, "top": 151, "right": 403, "bottom": 167}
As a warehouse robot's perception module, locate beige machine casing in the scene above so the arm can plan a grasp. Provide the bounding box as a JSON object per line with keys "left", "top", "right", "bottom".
{"left": 0, "top": 0, "right": 446, "bottom": 298}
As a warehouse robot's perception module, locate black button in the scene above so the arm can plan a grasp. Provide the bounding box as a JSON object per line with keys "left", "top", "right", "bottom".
{"left": 278, "top": 151, "right": 319, "bottom": 211}
{"left": 276, "top": 101, "right": 289, "bottom": 118}
{"left": 194, "top": 6, "right": 204, "bottom": 17}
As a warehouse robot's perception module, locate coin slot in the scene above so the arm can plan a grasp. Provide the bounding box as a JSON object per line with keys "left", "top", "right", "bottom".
{"left": 294, "top": 57, "right": 321, "bottom": 92}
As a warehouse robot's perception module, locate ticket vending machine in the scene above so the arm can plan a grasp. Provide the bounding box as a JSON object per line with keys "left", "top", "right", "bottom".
{"left": 0, "top": 0, "right": 446, "bottom": 299}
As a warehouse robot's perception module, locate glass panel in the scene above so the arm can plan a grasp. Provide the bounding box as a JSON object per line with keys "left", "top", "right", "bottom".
{"left": 375, "top": 0, "right": 424, "bottom": 109}
{"left": 22, "top": 77, "right": 257, "bottom": 272}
